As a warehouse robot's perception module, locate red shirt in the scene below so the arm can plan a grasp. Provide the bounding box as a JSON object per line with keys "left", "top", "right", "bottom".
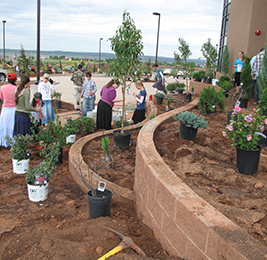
{"left": 0, "top": 84, "right": 17, "bottom": 108}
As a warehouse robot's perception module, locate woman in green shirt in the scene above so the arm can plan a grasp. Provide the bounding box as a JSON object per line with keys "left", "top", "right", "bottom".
{"left": 13, "top": 76, "right": 41, "bottom": 136}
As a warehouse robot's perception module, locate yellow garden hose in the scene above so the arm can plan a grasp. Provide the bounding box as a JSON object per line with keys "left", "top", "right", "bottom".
{"left": 97, "top": 245, "right": 124, "bottom": 260}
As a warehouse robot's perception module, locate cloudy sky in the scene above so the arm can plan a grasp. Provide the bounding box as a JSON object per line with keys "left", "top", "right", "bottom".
{"left": 1, "top": 0, "right": 223, "bottom": 59}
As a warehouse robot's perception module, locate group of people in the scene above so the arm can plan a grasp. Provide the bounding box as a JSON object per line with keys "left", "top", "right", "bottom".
{"left": 70, "top": 64, "right": 150, "bottom": 131}
{"left": 0, "top": 73, "right": 56, "bottom": 147}
{"left": 233, "top": 47, "right": 265, "bottom": 104}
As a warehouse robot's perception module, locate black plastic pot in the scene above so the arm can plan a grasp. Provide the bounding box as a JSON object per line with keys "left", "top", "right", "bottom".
{"left": 177, "top": 90, "right": 184, "bottom": 96}
{"left": 87, "top": 189, "right": 113, "bottom": 219}
{"left": 206, "top": 77, "right": 211, "bottom": 84}
{"left": 156, "top": 97, "right": 163, "bottom": 105}
{"left": 55, "top": 147, "right": 63, "bottom": 165}
{"left": 239, "top": 98, "right": 248, "bottom": 108}
{"left": 226, "top": 111, "right": 237, "bottom": 125}
{"left": 55, "top": 100, "right": 61, "bottom": 109}
{"left": 179, "top": 122, "right": 198, "bottom": 142}
{"left": 236, "top": 146, "right": 261, "bottom": 175}
{"left": 258, "top": 130, "right": 267, "bottom": 147}
{"left": 184, "top": 93, "right": 192, "bottom": 102}
{"left": 113, "top": 130, "right": 132, "bottom": 149}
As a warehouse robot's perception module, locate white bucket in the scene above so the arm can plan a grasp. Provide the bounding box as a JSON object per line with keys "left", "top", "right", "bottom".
{"left": 212, "top": 79, "right": 219, "bottom": 86}
{"left": 86, "top": 111, "right": 97, "bottom": 122}
{"left": 66, "top": 134, "right": 76, "bottom": 144}
{"left": 27, "top": 183, "right": 49, "bottom": 202}
{"left": 12, "top": 159, "right": 30, "bottom": 174}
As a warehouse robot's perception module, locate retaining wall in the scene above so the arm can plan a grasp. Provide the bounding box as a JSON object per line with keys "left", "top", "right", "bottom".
{"left": 134, "top": 98, "right": 267, "bottom": 260}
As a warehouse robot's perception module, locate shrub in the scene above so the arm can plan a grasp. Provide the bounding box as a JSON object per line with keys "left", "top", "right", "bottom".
{"left": 173, "top": 111, "right": 208, "bottom": 129}
{"left": 193, "top": 71, "right": 206, "bottom": 81}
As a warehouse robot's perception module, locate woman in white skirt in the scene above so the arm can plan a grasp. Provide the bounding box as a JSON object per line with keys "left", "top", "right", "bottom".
{"left": 0, "top": 73, "right": 18, "bottom": 147}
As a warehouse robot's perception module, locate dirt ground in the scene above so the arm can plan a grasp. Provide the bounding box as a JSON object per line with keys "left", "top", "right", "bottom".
{"left": 1, "top": 82, "right": 267, "bottom": 260}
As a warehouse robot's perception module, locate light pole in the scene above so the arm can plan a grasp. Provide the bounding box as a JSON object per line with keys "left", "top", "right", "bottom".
{"left": 36, "top": 0, "right": 41, "bottom": 83}
{"left": 3, "top": 20, "right": 6, "bottom": 70}
{"left": 99, "top": 38, "right": 103, "bottom": 72}
{"left": 153, "top": 12, "right": 160, "bottom": 64}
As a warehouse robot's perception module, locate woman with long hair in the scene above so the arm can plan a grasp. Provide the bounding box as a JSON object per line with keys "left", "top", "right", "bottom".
{"left": 0, "top": 73, "right": 18, "bottom": 147}
{"left": 13, "top": 75, "right": 41, "bottom": 136}
{"left": 96, "top": 79, "right": 122, "bottom": 130}
{"left": 233, "top": 51, "right": 245, "bottom": 93}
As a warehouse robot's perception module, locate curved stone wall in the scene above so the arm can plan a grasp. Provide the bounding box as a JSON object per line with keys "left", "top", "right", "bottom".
{"left": 134, "top": 99, "right": 267, "bottom": 259}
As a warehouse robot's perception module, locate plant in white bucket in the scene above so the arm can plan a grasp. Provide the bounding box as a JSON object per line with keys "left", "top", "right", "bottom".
{"left": 26, "top": 142, "right": 61, "bottom": 202}
{"left": 6, "top": 134, "right": 34, "bottom": 174}
{"left": 63, "top": 118, "right": 80, "bottom": 144}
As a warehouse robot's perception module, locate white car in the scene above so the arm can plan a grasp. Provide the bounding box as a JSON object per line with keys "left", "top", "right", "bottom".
{"left": 163, "top": 68, "right": 172, "bottom": 75}
{"left": 0, "top": 69, "right": 7, "bottom": 82}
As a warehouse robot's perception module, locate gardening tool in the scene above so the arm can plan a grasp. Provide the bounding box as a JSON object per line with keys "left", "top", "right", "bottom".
{"left": 98, "top": 226, "right": 146, "bottom": 259}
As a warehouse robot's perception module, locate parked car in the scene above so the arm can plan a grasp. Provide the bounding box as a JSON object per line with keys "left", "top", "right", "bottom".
{"left": 0, "top": 69, "right": 7, "bottom": 82}
{"left": 163, "top": 68, "right": 172, "bottom": 75}
{"left": 177, "top": 70, "right": 186, "bottom": 78}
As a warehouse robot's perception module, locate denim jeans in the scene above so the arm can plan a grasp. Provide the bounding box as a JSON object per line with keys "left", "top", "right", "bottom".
{"left": 82, "top": 95, "right": 96, "bottom": 116}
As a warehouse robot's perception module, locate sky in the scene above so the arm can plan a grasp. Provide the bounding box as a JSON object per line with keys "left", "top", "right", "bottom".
{"left": 1, "top": 0, "right": 223, "bottom": 59}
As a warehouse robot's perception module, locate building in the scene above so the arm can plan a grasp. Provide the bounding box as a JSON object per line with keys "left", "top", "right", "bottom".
{"left": 217, "top": 0, "right": 267, "bottom": 74}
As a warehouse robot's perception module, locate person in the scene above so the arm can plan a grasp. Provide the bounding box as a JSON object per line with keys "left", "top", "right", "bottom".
{"left": 152, "top": 63, "right": 165, "bottom": 93}
{"left": 38, "top": 73, "right": 55, "bottom": 124}
{"left": 252, "top": 47, "right": 265, "bottom": 104}
{"left": 70, "top": 64, "right": 85, "bottom": 111}
{"left": 30, "top": 92, "right": 45, "bottom": 133}
{"left": 132, "top": 81, "right": 147, "bottom": 124}
{"left": 233, "top": 51, "right": 245, "bottom": 93}
{"left": 81, "top": 72, "right": 97, "bottom": 116}
{"left": 0, "top": 73, "right": 18, "bottom": 147}
{"left": 96, "top": 79, "right": 121, "bottom": 130}
{"left": 13, "top": 76, "right": 41, "bottom": 136}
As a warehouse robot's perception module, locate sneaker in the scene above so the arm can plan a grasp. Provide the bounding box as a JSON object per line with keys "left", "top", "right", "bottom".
{"left": 77, "top": 101, "right": 79, "bottom": 105}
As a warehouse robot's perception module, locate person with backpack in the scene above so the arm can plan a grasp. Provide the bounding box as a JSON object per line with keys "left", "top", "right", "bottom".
{"left": 70, "top": 64, "right": 85, "bottom": 111}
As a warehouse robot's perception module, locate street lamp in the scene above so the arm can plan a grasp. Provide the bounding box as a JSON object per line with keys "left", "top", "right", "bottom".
{"left": 36, "top": 0, "right": 41, "bottom": 83}
{"left": 152, "top": 12, "right": 160, "bottom": 64}
{"left": 3, "top": 20, "right": 6, "bottom": 70}
{"left": 99, "top": 38, "right": 103, "bottom": 72}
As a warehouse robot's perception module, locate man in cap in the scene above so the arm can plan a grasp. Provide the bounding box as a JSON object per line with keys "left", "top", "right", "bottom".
{"left": 38, "top": 73, "right": 55, "bottom": 124}
{"left": 70, "top": 64, "right": 85, "bottom": 111}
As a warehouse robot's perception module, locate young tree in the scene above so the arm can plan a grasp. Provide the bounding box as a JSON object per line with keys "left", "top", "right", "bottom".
{"left": 257, "top": 45, "right": 267, "bottom": 96}
{"left": 17, "top": 44, "right": 34, "bottom": 77}
{"left": 108, "top": 10, "right": 143, "bottom": 132}
{"left": 200, "top": 38, "right": 217, "bottom": 78}
{"left": 240, "top": 56, "right": 253, "bottom": 98}
{"left": 221, "top": 44, "right": 230, "bottom": 75}
{"left": 174, "top": 37, "right": 193, "bottom": 91}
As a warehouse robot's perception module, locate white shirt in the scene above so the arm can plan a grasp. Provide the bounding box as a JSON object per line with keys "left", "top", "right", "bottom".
{"left": 38, "top": 81, "right": 55, "bottom": 100}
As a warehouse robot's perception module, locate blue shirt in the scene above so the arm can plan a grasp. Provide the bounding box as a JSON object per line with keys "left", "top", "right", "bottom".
{"left": 234, "top": 58, "right": 245, "bottom": 73}
{"left": 156, "top": 68, "right": 164, "bottom": 80}
{"left": 136, "top": 89, "right": 146, "bottom": 110}
{"left": 81, "top": 79, "right": 97, "bottom": 99}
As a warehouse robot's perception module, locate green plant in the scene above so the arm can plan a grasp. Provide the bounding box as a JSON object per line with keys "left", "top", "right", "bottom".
{"left": 240, "top": 56, "right": 253, "bottom": 98}
{"left": 193, "top": 70, "right": 206, "bottom": 81}
{"left": 101, "top": 137, "right": 113, "bottom": 168}
{"left": 198, "top": 86, "right": 225, "bottom": 114}
{"left": 218, "top": 76, "right": 230, "bottom": 87}
{"left": 80, "top": 117, "right": 96, "bottom": 134}
{"left": 167, "top": 98, "right": 171, "bottom": 106}
{"left": 223, "top": 105, "right": 267, "bottom": 150}
{"left": 221, "top": 81, "right": 233, "bottom": 91}
{"left": 150, "top": 114, "right": 155, "bottom": 120}
{"left": 113, "top": 120, "right": 130, "bottom": 129}
{"left": 257, "top": 45, "right": 267, "bottom": 96}
{"left": 173, "top": 111, "right": 208, "bottom": 129}
{"left": 166, "top": 82, "right": 179, "bottom": 92}
{"left": 221, "top": 44, "right": 230, "bottom": 75}
{"left": 63, "top": 118, "right": 80, "bottom": 136}
{"left": 191, "top": 87, "right": 194, "bottom": 93}
{"left": 108, "top": 11, "right": 143, "bottom": 133}
{"left": 5, "top": 134, "right": 34, "bottom": 160}
{"left": 201, "top": 38, "right": 217, "bottom": 78}
{"left": 154, "top": 92, "right": 165, "bottom": 98}
{"left": 175, "top": 82, "right": 186, "bottom": 91}
{"left": 258, "top": 88, "right": 267, "bottom": 116}
{"left": 52, "top": 91, "right": 62, "bottom": 102}
{"left": 26, "top": 142, "right": 61, "bottom": 185}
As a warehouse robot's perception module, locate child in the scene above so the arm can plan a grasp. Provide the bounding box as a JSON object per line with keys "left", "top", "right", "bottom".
{"left": 152, "top": 63, "right": 165, "bottom": 93}
{"left": 132, "top": 81, "right": 147, "bottom": 124}
{"left": 30, "top": 92, "right": 45, "bottom": 133}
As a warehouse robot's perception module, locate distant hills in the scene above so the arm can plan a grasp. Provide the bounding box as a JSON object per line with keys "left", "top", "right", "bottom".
{"left": 0, "top": 48, "right": 205, "bottom": 67}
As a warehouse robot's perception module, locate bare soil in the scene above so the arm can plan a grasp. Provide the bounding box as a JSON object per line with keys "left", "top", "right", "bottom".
{"left": 1, "top": 82, "right": 267, "bottom": 260}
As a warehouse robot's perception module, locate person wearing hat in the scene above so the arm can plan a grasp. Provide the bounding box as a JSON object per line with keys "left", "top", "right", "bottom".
{"left": 38, "top": 73, "right": 55, "bottom": 124}
{"left": 0, "top": 73, "right": 18, "bottom": 147}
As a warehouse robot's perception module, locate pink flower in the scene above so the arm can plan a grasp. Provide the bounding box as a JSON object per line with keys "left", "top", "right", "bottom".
{"left": 245, "top": 116, "right": 252, "bottom": 122}
{"left": 234, "top": 106, "right": 241, "bottom": 112}
{"left": 228, "top": 124, "right": 234, "bottom": 131}
{"left": 261, "top": 126, "right": 265, "bottom": 133}
{"left": 247, "top": 134, "right": 252, "bottom": 141}
{"left": 222, "top": 131, "right": 227, "bottom": 137}
{"left": 264, "top": 118, "right": 267, "bottom": 125}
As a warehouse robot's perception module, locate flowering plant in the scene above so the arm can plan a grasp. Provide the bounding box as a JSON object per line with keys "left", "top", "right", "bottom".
{"left": 223, "top": 105, "right": 267, "bottom": 150}
{"left": 5, "top": 134, "right": 34, "bottom": 160}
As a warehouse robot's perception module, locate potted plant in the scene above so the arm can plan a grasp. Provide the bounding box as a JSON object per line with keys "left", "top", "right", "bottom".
{"left": 198, "top": 86, "right": 225, "bottom": 114}
{"left": 154, "top": 92, "right": 165, "bottom": 105}
{"left": 166, "top": 98, "right": 171, "bottom": 111}
{"left": 79, "top": 116, "right": 96, "bottom": 135}
{"left": 191, "top": 86, "right": 194, "bottom": 95}
{"left": 64, "top": 118, "right": 80, "bottom": 144}
{"left": 218, "top": 76, "right": 232, "bottom": 97}
{"left": 173, "top": 111, "right": 208, "bottom": 142}
{"left": 108, "top": 11, "right": 143, "bottom": 149}
{"left": 223, "top": 105, "right": 267, "bottom": 175}
{"left": 257, "top": 88, "right": 267, "bottom": 146}
{"left": 74, "top": 157, "right": 113, "bottom": 219}
{"left": 239, "top": 56, "right": 253, "bottom": 108}
{"left": 193, "top": 70, "right": 206, "bottom": 82}
{"left": 101, "top": 137, "right": 113, "bottom": 168}
{"left": 26, "top": 142, "right": 61, "bottom": 202}
{"left": 52, "top": 91, "right": 62, "bottom": 109}
{"left": 6, "top": 134, "right": 34, "bottom": 174}
{"left": 166, "top": 82, "right": 178, "bottom": 94}
{"left": 175, "top": 82, "right": 186, "bottom": 96}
